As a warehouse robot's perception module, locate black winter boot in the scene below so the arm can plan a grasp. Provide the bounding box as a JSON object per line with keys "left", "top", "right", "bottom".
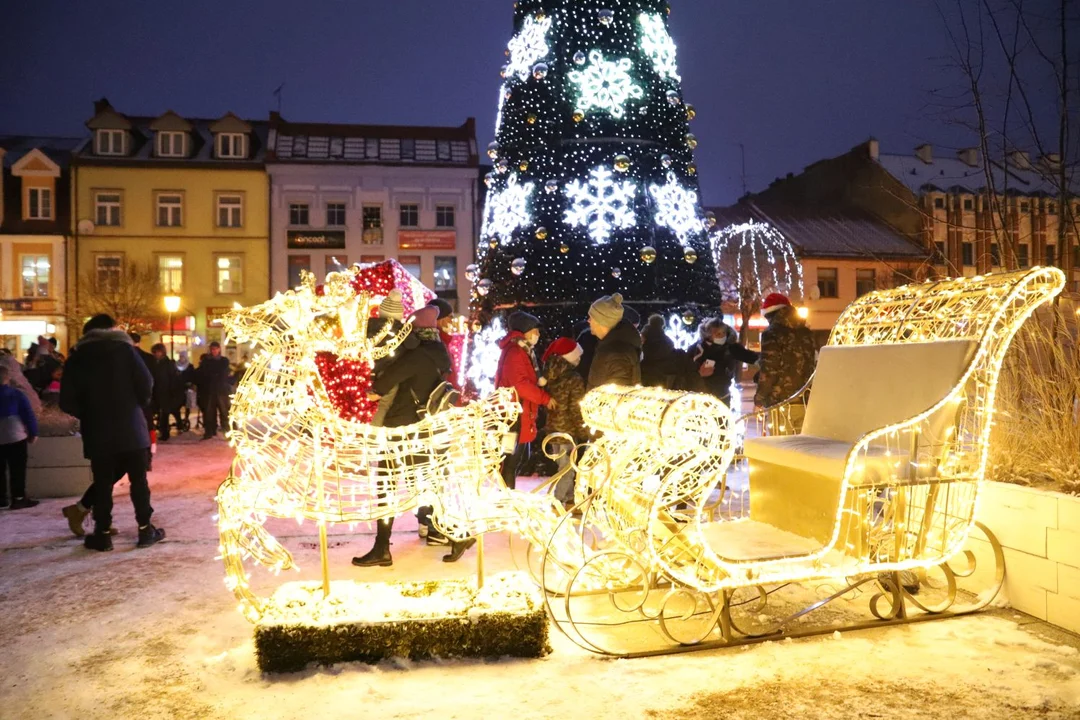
{"left": 443, "top": 538, "right": 476, "bottom": 563}
{"left": 137, "top": 524, "right": 166, "bottom": 548}
{"left": 352, "top": 519, "right": 393, "bottom": 567}
{"left": 84, "top": 532, "right": 113, "bottom": 552}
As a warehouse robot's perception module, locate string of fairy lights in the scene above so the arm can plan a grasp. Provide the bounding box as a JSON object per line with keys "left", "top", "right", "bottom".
{"left": 475, "top": 0, "right": 721, "bottom": 321}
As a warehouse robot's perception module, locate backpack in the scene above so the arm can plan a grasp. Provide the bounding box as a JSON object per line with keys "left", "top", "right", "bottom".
{"left": 412, "top": 380, "right": 461, "bottom": 420}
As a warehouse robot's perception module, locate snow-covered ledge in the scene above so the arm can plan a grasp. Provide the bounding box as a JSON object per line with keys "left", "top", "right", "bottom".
{"left": 27, "top": 435, "right": 91, "bottom": 498}
{"left": 960, "top": 481, "right": 1080, "bottom": 635}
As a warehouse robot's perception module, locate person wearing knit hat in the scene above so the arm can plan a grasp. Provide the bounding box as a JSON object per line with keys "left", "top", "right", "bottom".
{"left": 586, "top": 293, "right": 642, "bottom": 390}
{"left": 427, "top": 298, "right": 453, "bottom": 320}
{"left": 409, "top": 305, "right": 440, "bottom": 329}
{"left": 495, "top": 311, "right": 552, "bottom": 490}
{"left": 761, "top": 293, "right": 792, "bottom": 316}
{"left": 379, "top": 289, "right": 405, "bottom": 321}
{"left": 540, "top": 337, "right": 588, "bottom": 508}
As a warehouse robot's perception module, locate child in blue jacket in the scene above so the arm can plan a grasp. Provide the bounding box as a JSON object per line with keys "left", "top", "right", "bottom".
{"left": 0, "top": 362, "right": 40, "bottom": 509}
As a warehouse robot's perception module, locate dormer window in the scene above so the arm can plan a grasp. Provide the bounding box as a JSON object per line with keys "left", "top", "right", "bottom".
{"left": 157, "top": 131, "right": 186, "bottom": 158}
{"left": 217, "top": 133, "right": 247, "bottom": 159}
{"left": 96, "top": 129, "right": 126, "bottom": 156}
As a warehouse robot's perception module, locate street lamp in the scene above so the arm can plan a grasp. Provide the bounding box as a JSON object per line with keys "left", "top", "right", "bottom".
{"left": 164, "top": 295, "right": 181, "bottom": 359}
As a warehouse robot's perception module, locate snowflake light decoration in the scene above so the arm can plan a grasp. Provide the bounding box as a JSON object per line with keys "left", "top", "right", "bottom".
{"left": 482, "top": 173, "right": 535, "bottom": 245}
{"left": 638, "top": 13, "right": 681, "bottom": 81}
{"left": 564, "top": 165, "right": 637, "bottom": 244}
{"left": 505, "top": 15, "right": 552, "bottom": 82}
{"left": 466, "top": 317, "right": 506, "bottom": 398}
{"left": 568, "top": 50, "right": 643, "bottom": 119}
{"left": 649, "top": 172, "right": 701, "bottom": 244}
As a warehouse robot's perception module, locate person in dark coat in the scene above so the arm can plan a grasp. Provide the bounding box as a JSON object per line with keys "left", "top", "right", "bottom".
{"left": 352, "top": 306, "right": 465, "bottom": 567}
{"left": 574, "top": 322, "right": 598, "bottom": 387}
{"left": 198, "top": 342, "right": 232, "bottom": 440}
{"left": 692, "top": 318, "right": 759, "bottom": 406}
{"left": 755, "top": 293, "right": 818, "bottom": 412}
{"left": 58, "top": 314, "right": 165, "bottom": 551}
{"left": 495, "top": 311, "right": 552, "bottom": 491}
{"left": 150, "top": 343, "right": 183, "bottom": 441}
{"left": 176, "top": 351, "right": 196, "bottom": 430}
{"left": 129, "top": 332, "right": 157, "bottom": 469}
{"left": 640, "top": 314, "right": 706, "bottom": 392}
{"left": 586, "top": 293, "right": 642, "bottom": 390}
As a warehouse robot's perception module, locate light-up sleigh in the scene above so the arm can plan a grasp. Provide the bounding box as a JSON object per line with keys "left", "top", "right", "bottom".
{"left": 534, "top": 268, "right": 1065, "bottom": 656}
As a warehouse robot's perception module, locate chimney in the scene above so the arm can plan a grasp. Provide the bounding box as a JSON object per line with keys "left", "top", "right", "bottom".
{"left": 866, "top": 138, "right": 880, "bottom": 161}
{"left": 93, "top": 97, "right": 113, "bottom": 115}
{"left": 1009, "top": 150, "right": 1032, "bottom": 170}
{"left": 1039, "top": 153, "right": 1061, "bottom": 171}
{"left": 915, "top": 143, "right": 933, "bottom": 164}
{"left": 957, "top": 148, "right": 980, "bottom": 167}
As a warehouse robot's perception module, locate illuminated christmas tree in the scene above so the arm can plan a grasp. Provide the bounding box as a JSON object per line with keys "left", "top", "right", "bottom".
{"left": 473, "top": 0, "right": 721, "bottom": 333}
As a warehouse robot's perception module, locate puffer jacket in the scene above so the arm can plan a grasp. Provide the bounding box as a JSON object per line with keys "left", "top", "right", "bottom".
{"left": 59, "top": 329, "right": 153, "bottom": 459}
{"left": 542, "top": 355, "right": 587, "bottom": 443}
{"left": 495, "top": 331, "right": 550, "bottom": 443}
{"left": 587, "top": 319, "right": 642, "bottom": 390}
{"left": 0, "top": 383, "right": 37, "bottom": 445}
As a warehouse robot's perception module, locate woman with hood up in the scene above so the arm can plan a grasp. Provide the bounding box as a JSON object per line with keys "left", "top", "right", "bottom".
{"left": 495, "top": 311, "right": 555, "bottom": 490}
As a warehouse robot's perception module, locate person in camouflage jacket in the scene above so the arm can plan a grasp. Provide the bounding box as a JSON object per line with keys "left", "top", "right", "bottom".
{"left": 540, "top": 338, "right": 587, "bottom": 505}
{"left": 754, "top": 294, "right": 817, "bottom": 408}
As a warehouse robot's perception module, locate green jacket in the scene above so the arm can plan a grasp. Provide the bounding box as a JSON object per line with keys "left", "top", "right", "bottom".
{"left": 755, "top": 307, "right": 817, "bottom": 407}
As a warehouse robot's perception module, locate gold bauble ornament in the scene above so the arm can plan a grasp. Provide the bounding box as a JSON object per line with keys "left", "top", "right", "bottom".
{"left": 614, "top": 154, "right": 631, "bottom": 172}
{"left": 559, "top": 242, "right": 570, "bottom": 254}
{"left": 686, "top": 133, "right": 698, "bottom": 149}
{"left": 527, "top": 113, "right": 538, "bottom": 125}
{"left": 640, "top": 246, "right": 657, "bottom": 264}
{"left": 686, "top": 104, "right": 696, "bottom": 121}
{"left": 489, "top": 238, "right": 499, "bottom": 249}
{"left": 535, "top": 226, "right": 549, "bottom": 241}
{"left": 572, "top": 111, "right": 585, "bottom": 123}
{"left": 687, "top": 164, "right": 698, "bottom": 176}
{"left": 683, "top": 247, "right": 699, "bottom": 264}
{"left": 682, "top": 310, "right": 696, "bottom": 326}
{"left": 519, "top": 160, "right": 530, "bottom": 172}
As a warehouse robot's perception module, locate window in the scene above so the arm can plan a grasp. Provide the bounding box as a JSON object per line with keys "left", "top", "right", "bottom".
{"left": 434, "top": 257, "right": 457, "bottom": 293}
{"left": 437, "top": 140, "right": 452, "bottom": 161}
{"left": 156, "top": 193, "right": 183, "bottom": 227}
{"left": 962, "top": 242, "right": 974, "bottom": 266}
{"left": 289, "top": 203, "right": 310, "bottom": 226}
{"left": 816, "top": 267, "right": 838, "bottom": 298}
{"left": 1047, "top": 202, "right": 1057, "bottom": 215}
{"left": 157, "top": 131, "right": 186, "bottom": 157}
{"left": 217, "top": 133, "right": 247, "bottom": 159}
{"left": 1018, "top": 244, "right": 1030, "bottom": 268}
{"left": 325, "top": 255, "right": 348, "bottom": 275}
{"left": 216, "top": 256, "right": 243, "bottom": 294}
{"left": 963, "top": 198, "right": 973, "bottom": 211}
{"left": 20, "top": 255, "right": 50, "bottom": 298}
{"left": 399, "top": 204, "right": 419, "bottom": 228}
{"left": 855, "top": 269, "right": 876, "bottom": 297}
{"left": 360, "top": 254, "right": 385, "bottom": 264}
{"left": 935, "top": 241, "right": 947, "bottom": 261}
{"left": 892, "top": 271, "right": 912, "bottom": 288}
{"left": 287, "top": 255, "right": 311, "bottom": 288}
{"left": 158, "top": 255, "right": 183, "bottom": 293}
{"left": 95, "top": 129, "right": 125, "bottom": 155}
{"left": 399, "top": 255, "right": 422, "bottom": 280}
{"left": 1046, "top": 245, "right": 1057, "bottom": 266}
{"left": 362, "top": 205, "right": 383, "bottom": 244}
{"left": 27, "top": 187, "right": 53, "bottom": 220}
{"left": 1074, "top": 244, "right": 1080, "bottom": 268}
{"left": 365, "top": 139, "right": 380, "bottom": 159}
{"left": 1020, "top": 201, "right": 1030, "bottom": 212}
{"left": 400, "top": 138, "right": 416, "bottom": 160}
{"left": 95, "top": 192, "right": 121, "bottom": 226}
{"left": 436, "top": 205, "right": 456, "bottom": 228}
{"left": 95, "top": 255, "right": 122, "bottom": 292}
{"left": 217, "top": 194, "right": 243, "bottom": 228}
{"left": 933, "top": 197, "right": 945, "bottom": 209}
{"left": 990, "top": 243, "right": 1002, "bottom": 266}
{"left": 326, "top": 203, "right": 346, "bottom": 227}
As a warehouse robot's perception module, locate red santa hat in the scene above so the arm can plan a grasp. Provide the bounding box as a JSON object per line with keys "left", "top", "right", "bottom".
{"left": 761, "top": 293, "right": 792, "bottom": 315}
{"left": 542, "top": 337, "right": 583, "bottom": 366}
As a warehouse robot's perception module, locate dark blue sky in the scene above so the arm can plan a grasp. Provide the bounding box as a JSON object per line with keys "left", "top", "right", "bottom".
{"left": 2, "top": 0, "right": 970, "bottom": 204}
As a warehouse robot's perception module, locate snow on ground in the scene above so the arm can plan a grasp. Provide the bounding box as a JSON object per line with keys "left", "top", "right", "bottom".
{"left": 1, "top": 436, "right": 1079, "bottom": 720}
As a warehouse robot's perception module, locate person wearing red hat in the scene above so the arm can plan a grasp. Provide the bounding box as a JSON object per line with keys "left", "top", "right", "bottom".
{"left": 540, "top": 338, "right": 587, "bottom": 507}
{"left": 755, "top": 293, "right": 817, "bottom": 429}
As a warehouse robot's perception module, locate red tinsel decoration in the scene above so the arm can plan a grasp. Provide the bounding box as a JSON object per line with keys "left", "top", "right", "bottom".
{"left": 314, "top": 352, "right": 378, "bottom": 423}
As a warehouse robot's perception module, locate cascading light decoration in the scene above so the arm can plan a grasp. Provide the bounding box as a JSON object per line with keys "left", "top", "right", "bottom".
{"left": 214, "top": 263, "right": 569, "bottom": 624}
{"left": 473, "top": 0, "right": 720, "bottom": 337}
{"left": 710, "top": 219, "right": 805, "bottom": 302}
{"left": 536, "top": 268, "right": 1064, "bottom": 656}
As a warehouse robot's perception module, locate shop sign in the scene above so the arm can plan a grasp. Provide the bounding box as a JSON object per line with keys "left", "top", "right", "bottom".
{"left": 287, "top": 230, "right": 346, "bottom": 250}
{"left": 398, "top": 230, "right": 456, "bottom": 250}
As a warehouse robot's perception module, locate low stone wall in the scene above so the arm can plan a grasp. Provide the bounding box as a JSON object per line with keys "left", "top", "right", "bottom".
{"left": 27, "top": 435, "right": 90, "bottom": 499}
{"left": 962, "top": 481, "right": 1080, "bottom": 635}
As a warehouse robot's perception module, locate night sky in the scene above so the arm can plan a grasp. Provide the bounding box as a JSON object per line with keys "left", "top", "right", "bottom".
{"left": 2, "top": 0, "right": 982, "bottom": 205}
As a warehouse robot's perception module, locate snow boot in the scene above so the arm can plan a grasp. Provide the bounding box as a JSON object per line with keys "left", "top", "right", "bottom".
{"left": 84, "top": 532, "right": 113, "bottom": 552}
{"left": 9, "top": 498, "right": 39, "bottom": 510}
{"left": 352, "top": 519, "right": 393, "bottom": 567}
{"left": 62, "top": 503, "right": 90, "bottom": 537}
{"left": 443, "top": 538, "right": 477, "bottom": 563}
{"left": 136, "top": 524, "right": 166, "bottom": 548}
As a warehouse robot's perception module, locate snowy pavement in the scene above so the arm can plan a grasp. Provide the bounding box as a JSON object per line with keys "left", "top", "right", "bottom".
{"left": 1, "top": 436, "right": 1079, "bottom": 719}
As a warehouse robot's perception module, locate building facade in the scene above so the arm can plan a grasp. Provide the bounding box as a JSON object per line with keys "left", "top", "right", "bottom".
{"left": 266, "top": 113, "right": 480, "bottom": 311}
{"left": 0, "top": 136, "right": 82, "bottom": 354}
{"left": 71, "top": 100, "right": 270, "bottom": 358}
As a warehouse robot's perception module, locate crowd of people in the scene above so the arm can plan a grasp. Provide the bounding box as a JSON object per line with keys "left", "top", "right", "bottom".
{"left": 1, "top": 292, "right": 816, "bottom": 566}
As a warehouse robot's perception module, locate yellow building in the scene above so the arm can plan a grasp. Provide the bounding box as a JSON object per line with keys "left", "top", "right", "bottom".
{"left": 71, "top": 99, "right": 269, "bottom": 360}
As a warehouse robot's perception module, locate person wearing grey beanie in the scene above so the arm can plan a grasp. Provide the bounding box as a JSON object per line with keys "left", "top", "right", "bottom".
{"left": 586, "top": 293, "right": 642, "bottom": 390}
{"left": 378, "top": 289, "right": 405, "bottom": 321}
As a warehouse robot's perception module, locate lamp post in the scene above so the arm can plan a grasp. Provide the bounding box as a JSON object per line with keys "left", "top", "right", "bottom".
{"left": 164, "top": 295, "right": 181, "bottom": 359}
